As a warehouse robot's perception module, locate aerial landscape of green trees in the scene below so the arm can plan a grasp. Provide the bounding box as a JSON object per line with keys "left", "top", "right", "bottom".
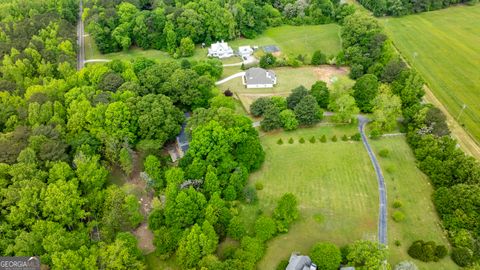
{"left": 0, "top": 0, "right": 479, "bottom": 269}
{"left": 84, "top": 0, "right": 354, "bottom": 55}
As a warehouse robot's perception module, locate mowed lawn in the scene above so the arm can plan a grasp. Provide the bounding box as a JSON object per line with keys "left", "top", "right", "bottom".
{"left": 248, "top": 125, "right": 380, "bottom": 269}
{"left": 85, "top": 24, "right": 342, "bottom": 63}
{"left": 228, "top": 24, "right": 342, "bottom": 58}
{"left": 369, "top": 137, "right": 457, "bottom": 269}
{"left": 218, "top": 66, "right": 352, "bottom": 111}
{"left": 381, "top": 5, "right": 480, "bottom": 143}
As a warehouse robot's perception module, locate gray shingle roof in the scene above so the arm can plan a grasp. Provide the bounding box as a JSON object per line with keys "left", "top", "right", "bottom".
{"left": 244, "top": 67, "right": 276, "bottom": 85}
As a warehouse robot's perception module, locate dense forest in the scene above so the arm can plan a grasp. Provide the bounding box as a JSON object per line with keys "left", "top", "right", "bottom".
{"left": 84, "top": 0, "right": 355, "bottom": 55}
{"left": 358, "top": 0, "right": 478, "bottom": 16}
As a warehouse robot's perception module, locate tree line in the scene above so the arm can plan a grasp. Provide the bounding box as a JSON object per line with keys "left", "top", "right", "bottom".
{"left": 84, "top": 0, "right": 355, "bottom": 56}
{"left": 340, "top": 12, "right": 480, "bottom": 268}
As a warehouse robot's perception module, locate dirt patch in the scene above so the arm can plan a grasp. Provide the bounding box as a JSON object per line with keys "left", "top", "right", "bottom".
{"left": 133, "top": 223, "right": 155, "bottom": 254}
{"left": 313, "top": 65, "right": 349, "bottom": 86}
{"left": 122, "top": 152, "right": 156, "bottom": 253}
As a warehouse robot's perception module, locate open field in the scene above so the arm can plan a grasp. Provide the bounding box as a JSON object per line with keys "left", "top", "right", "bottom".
{"left": 381, "top": 5, "right": 480, "bottom": 146}
{"left": 369, "top": 137, "right": 457, "bottom": 269}
{"left": 244, "top": 125, "right": 456, "bottom": 269}
{"left": 247, "top": 125, "right": 380, "bottom": 268}
{"left": 228, "top": 24, "right": 342, "bottom": 59}
{"left": 218, "top": 66, "right": 351, "bottom": 111}
{"left": 84, "top": 24, "right": 342, "bottom": 64}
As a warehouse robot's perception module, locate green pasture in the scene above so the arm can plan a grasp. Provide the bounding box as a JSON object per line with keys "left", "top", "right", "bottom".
{"left": 381, "top": 5, "right": 480, "bottom": 144}
{"left": 228, "top": 24, "right": 342, "bottom": 58}
{"left": 244, "top": 125, "right": 455, "bottom": 269}
{"left": 370, "top": 137, "right": 457, "bottom": 269}
{"left": 247, "top": 125, "right": 380, "bottom": 269}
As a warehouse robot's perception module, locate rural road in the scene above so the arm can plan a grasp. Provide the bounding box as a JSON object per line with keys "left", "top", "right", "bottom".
{"left": 76, "top": 0, "right": 85, "bottom": 70}
{"left": 215, "top": 72, "right": 245, "bottom": 85}
{"left": 358, "top": 115, "right": 388, "bottom": 246}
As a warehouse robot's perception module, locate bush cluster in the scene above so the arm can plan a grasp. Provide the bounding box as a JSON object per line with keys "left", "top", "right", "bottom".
{"left": 407, "top": 240, "right": 448, "bottom": 262}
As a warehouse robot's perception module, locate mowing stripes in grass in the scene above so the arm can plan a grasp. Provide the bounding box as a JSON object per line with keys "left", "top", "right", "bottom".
{"left": 381, "top": 5, "right": 480, "bottom": 143}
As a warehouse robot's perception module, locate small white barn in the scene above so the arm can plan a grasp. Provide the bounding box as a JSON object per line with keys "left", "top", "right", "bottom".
{"left": 238, "top": 45, "right": 254, "bottom": 57}
{"left": 243, "top": 67, "right": 277, "bottom": 88}
{"left": 207, "top": 41, "right": 234, "bottom": 58}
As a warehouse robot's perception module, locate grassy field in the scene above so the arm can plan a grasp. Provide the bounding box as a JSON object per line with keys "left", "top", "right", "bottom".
{"left": 381, "top": 5, "right": 480, "bottom": 145}
{"left": 247, "top": 125, "right": 380, "bottom": 268}
{"left": 218, "top": 66, "right": 352, "bottom": 112}
{"left": 244, "top": 125, "right": 456, "bottom": 269}
{"left": 369, "top": 137, "right": 457, "bottom": 269}
{"left": 84, "top": 24, "right": 342, "bottom": 64}
{"left": 228, "top": 24, "right": 342, "bottom": 59}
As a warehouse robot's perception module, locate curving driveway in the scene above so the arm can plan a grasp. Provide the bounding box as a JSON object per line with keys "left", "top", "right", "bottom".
{"left": 358, "top": 115, "right": 388, "bottom": 246}
{"left": 215, "top": 72, "right": 245, "bottom": 85}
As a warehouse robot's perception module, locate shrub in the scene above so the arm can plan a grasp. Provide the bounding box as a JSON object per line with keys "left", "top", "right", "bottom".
{"left": 392, "top": 200, "right": 403, "bottom": 209}
{"left": 435, "top": 245, "right": 448, "bottom": 259}
{"left": 310, "top": 242, "right": 342, "bottom": 270}
{"left": 288, "top": 138, "right": 294, "bottom": 144}
{"left": 299, "top": 137, "right": 305, "bottom": 144}
{"left": 260, "top": 53, "right": 276, "bottom": 68}
{"left": 254, "top": 216, "right": 277, "bottom": 242}
{"left": 408, "top": 240, "right": 446, "bottom": 262}
{"left": 255, "top": 182, "right": 264, "bottom": 191}
{"left": 250, "top": 97, "right": 273, "bottom": 117}
{"left": 309, "top": 136, "right": 316, "bottom": 143}
{"left": 320, "top": 135, "right": 327, "bottom": 143}
{"left": 394, "top": 240, "right": 401, "bottom": 247}
{"left": 451, "top": 247, "right": 473, "bottom": 267}
{"left": 341, "top": 135, "right": 348, "bottom": 141}
{"left": 277, "top": 138, "right": 283, "bottom": 145}
{"left": 311, "top": 50, "right": 327, "bottom": 65}
{"left": 331, "top": 135, "right": 338, "bottom": 142}
{"left": 378, "top": 149, "right": 390, "bottom": 158}
{"left": 351, "top": 133, "right": 361, "bottom": 141}
{"left": 392, "top": 211, "right": 405, "bottom": 222}
{"left": 370, "top": 129, "right": 382, "bottom": 139}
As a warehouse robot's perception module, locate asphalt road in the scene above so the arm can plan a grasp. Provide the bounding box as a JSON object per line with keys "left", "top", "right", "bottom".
{"left": 358, "top": 115, "right": 388, "bottom": 246}
{"left": 77, "top": 0, "right": 85, "bottom": 70}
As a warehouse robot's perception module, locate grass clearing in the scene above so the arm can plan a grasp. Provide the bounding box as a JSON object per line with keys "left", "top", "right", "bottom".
{"left": 218, "top": 66, "right": 352, "bottom": 112}
{"left": 369, "top": 136, "right": 457, "bottom": 269}
{"left": 228, "top": 24, "right": 342, "bottom": 59}
{"left": 381, "top": 5, "right": 480, "bottom": 145}
{"left": 146, "top": 253, "right": 179, "bottom": 270}
{"left": 247, "top": 125, "right": 379, "bottom": 269}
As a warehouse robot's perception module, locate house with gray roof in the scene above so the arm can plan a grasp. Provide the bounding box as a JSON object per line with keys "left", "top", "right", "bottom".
{"left": 286, "top": 253, "right": 317, "bottom": 270}
{"left": 242, "top": 67, "right": 277, "bottom": 88}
